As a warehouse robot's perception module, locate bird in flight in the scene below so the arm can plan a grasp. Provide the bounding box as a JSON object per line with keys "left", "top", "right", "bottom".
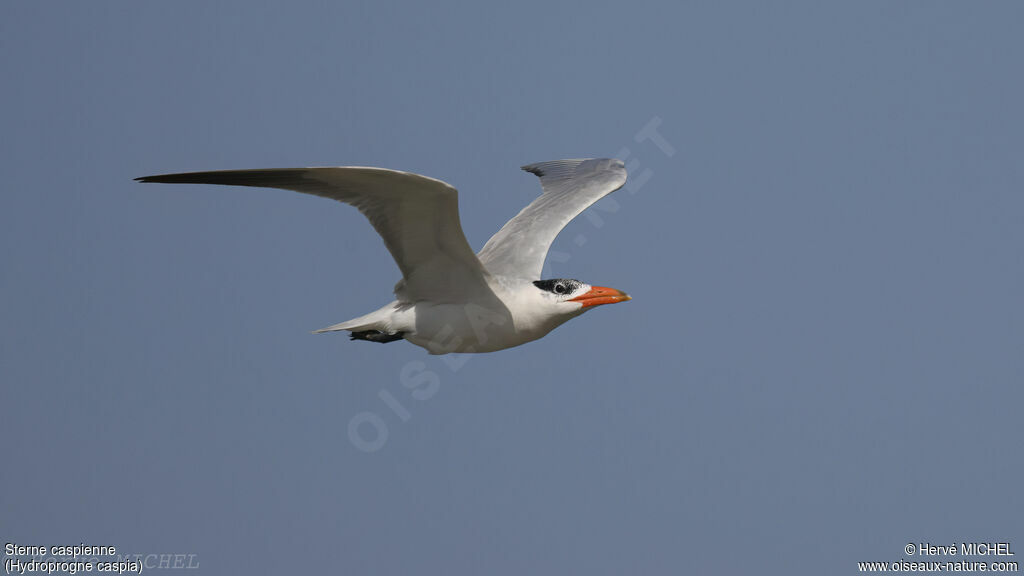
{"left": 136, "top": 158, "right": 631, "bottom": 354}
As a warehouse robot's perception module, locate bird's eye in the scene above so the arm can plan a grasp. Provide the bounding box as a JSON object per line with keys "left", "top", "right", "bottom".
{"left": 554, "top": 283, "right": 566, "bottom": 294}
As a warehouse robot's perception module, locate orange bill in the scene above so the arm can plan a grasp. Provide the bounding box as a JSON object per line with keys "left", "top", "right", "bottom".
{"left": 569, "top": 286, "right": 632, "bottom": 308}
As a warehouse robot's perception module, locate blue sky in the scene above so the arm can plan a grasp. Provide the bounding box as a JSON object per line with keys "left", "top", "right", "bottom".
{"left": 2, "top": 2, "right": 1022, "bottom": 574}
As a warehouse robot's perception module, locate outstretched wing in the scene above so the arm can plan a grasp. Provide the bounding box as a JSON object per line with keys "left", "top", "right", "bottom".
{"left": 476, "top": 158, "right": 627, "bottom": 280}
{"left": 136, "top": 167, "right": 493, "bottom": 303}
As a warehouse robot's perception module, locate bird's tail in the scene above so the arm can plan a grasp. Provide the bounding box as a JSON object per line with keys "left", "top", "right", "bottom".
{"left": 311, "top": 321, "right": 357, "bottom": 334}
{"left": 311, "top": 304, "right": 395, "bottom": 334}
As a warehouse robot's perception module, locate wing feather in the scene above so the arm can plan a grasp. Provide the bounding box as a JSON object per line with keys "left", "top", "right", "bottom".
{"left": 476, "top": 158, "right": 627, "bottom": 279}
{"left": 136, "top": 167, "right": 492, "bottom": 303}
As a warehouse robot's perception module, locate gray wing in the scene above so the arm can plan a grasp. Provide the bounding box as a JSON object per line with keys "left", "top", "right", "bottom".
{"left": 476, "top": 158, "right": 627, "bottom": 280}
{"left": 136, "top": 167, "right": 493, "bottom": 303}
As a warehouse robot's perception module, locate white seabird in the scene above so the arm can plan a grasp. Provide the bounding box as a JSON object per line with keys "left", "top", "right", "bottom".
{"left": 136, "top": 158, "right": 631, "bottom": 354}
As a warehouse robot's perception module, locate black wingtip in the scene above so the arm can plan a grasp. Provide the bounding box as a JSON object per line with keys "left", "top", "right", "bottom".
{"left": 520, "top": 164, "right": 546, "bottom": 177}
{"left": 134, "top": 174, "right": 188, "bottom": 184}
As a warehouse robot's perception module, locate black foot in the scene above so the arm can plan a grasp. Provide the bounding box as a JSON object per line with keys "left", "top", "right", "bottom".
{"left": 350, "top": 330, "right": 405, "bottom": 344}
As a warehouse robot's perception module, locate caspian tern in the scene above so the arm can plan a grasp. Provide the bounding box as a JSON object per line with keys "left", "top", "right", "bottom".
{"left": 136, "top": 158, "right": 631, "bottom": 354}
